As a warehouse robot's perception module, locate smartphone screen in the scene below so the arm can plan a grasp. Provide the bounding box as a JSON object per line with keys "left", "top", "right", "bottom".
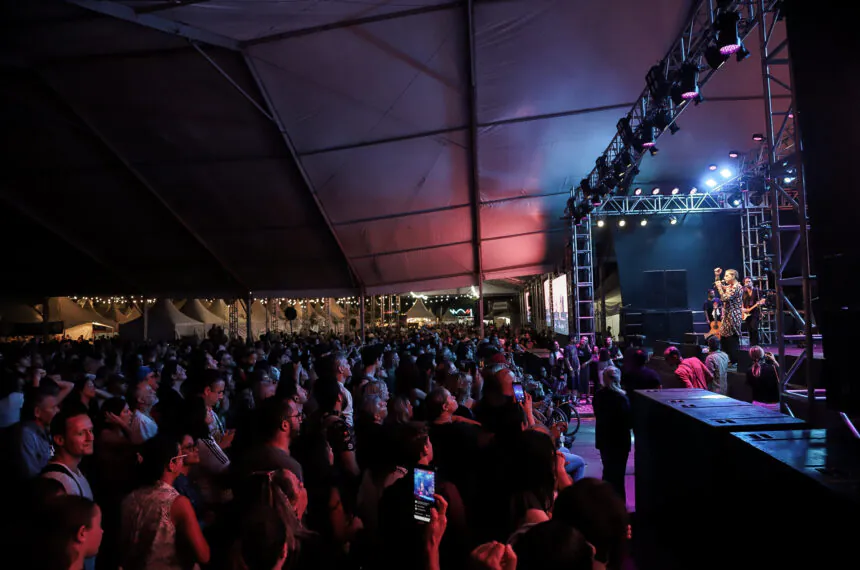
{"left": 413, "top": 466, "right": 436, "bottom": 523}
{"left": 513, "top": 383, "right": 525, "bottom": 403}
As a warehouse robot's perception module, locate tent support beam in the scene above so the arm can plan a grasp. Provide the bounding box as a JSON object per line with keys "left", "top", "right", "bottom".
{"left": 359, "top": 292, "right": 366, "bottom": 343}
{"left": 242, "top": 54, "right": 364, "bottom": 291}
{"left": 243, "top": 1, "right": 463, "bottom": 46}
{"left": 33, "top": 73, "right": 250, "bottom": 295}
{"left": 464, "top": 0, "right": 484, "bottom": 338}
{"left": 66, "top": 0, "right": 241, "bottom": 51}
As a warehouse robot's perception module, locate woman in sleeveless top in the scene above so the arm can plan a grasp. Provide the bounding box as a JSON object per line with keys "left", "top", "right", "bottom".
{"left": 121, "top": 435, "right": 209, "bottom": 570}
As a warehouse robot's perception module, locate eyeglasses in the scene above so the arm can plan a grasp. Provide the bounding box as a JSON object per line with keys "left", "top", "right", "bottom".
{"left": 171, "top": 454, "right": 188, "bottom": 463}
{"left": 285, "top": 413, "right": 305, "bottom": 421}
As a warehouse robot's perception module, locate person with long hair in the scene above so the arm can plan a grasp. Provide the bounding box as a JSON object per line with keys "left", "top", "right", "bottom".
{"left": 592, "top": 367, "right": 632, "bottom": 503}
{"left": 746, "top": 346, "right": 780, "bottom": 411}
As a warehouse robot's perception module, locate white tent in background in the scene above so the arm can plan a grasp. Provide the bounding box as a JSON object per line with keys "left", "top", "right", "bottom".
{"left": 406, "top": 299, "right": 436, "bottom": 323}
{"left": 174, "top": 299, "right": 187, "bottom": 310}
{"left": 126, "top": 305, "right": 142, "bottom": 321}
{"left": 0, "top": 302, "right": 42, "bottom": 323}
{"left": 98, "top": 302, "right": 135, "bottom": 325}
{"left": 48, "top": 297, "right": 117, "bottom": 339}
{"left": 180, "top": 299, "right": 226, "bottom": 327}
{"left": 119, "top": 299, "right": 206, "bottom": 342}
{"left": 208, "top": 299, "right": 231, "bottom": 321}
{"left": 330, "top": 301, "right": 345, "bottom": 322}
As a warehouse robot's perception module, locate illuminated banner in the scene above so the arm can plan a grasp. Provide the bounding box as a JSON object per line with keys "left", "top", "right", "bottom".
{"left": 543, "top": 279, "right": 552, "bottom": 329}
{"left": 552, "top": 274, "right": 569, "bottom": 336}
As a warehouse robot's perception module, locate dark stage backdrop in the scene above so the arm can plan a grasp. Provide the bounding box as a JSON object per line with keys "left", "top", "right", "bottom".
{"left": 613, "top": 213, "right": 743, "bottom": 311}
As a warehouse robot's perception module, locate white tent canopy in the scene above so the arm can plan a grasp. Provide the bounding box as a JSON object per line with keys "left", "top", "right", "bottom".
{"left": 406, "top": 299, "right": 437, "bottom": 322}
{"left": 119, "top": 299, "right": 206, "bottom": 342}
{"left": 180, "top": 299, "right": 226, "bottom": 326}
{"left": 47, "top": 297, "right": 116, "bottom": 339}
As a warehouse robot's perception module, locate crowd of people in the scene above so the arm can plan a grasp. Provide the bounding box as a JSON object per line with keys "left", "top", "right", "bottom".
{"left": 0, "top": 324, "right": 634, "bottom": 570}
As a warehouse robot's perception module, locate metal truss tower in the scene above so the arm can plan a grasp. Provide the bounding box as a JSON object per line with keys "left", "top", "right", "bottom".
{"left": 755, "top": 0, "right": 817, "bottom": 409}
{"left": 740, "top": 202, "right": 774, "bottom": 344}
{"left": 570, "top": 219, "right": 596, "bottom": 342}
{"left": 228, "top": 300, "right": 239, "bottom": 340}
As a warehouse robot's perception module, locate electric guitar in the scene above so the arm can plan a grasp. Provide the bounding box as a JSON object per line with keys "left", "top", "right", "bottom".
{"left": 742, "top": 298, "right": 766, "bottom": 321}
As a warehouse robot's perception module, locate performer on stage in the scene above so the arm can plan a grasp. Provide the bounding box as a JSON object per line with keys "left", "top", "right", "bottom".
{"left": 713, "top": 268, "right": 743, "bottom": 364}
{"left": 742, "top": 277, "right": 763, "bottom": 347}
{"left": 703, "top": 289, "right": 722, "bottom": 325}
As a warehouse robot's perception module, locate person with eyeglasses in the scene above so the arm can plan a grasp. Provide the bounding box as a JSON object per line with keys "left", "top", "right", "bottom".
{"left": 232, "top": 397, "right": 304, "bottom": 484}
{"left": 120, "top": 434, "right": 210, "bottom": 570}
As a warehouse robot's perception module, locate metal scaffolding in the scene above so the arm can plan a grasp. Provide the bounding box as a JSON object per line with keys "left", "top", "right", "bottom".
{"left": 571, "top": 219, "right": 596, "bottom": 342}
{"left": 755, "top": 0, "right": 817, "bottom": 410}
{"left": 740, "top": 203, "right": 775, "bottom": 344}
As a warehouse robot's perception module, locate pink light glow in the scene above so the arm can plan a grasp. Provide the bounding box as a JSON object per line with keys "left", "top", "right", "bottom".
{"left": 720, "top": 44, "right": 741, "bottom": 55}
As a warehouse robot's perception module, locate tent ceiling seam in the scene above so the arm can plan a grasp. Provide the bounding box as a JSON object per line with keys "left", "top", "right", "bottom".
{"left": 66, "top": 0, "right": 242, "bottom": 51}
{"left": 242, "top": 53, "right": 362, "bottom": 290}
{"left": 334, "top": 204, "right": 472, "bottom": 227}
{"left": 349, "top": 240, "right": 472, "bottom": 260}
{"left": 34, "top": 70, "right": 250, "bottom": 295}
{"left": 242, "top": 1, "right": 465, "bottom": 46}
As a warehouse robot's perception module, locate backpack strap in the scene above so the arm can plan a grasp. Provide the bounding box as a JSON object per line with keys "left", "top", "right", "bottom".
{"left": 41, "top": 463, "right": 84, "bottom": 496}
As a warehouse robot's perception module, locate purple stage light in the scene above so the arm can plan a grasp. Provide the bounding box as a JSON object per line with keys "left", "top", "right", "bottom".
{"left": 719, "top": 43, "right": 741, "bottom": 55}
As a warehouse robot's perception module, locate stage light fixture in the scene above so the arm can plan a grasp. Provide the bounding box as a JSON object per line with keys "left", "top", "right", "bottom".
{"left": 735, "top": 43, "right": 750, "bottom": 62}
{"left": 752, "top": 133, "right": 765, "bottom": 141}
{"left": 640, "top": 219, "right": 648, "bottom": 226}
{"left": 679, "top": 62, "right": 701, "bottom": 100}
{"left": 704, "top": 45, "right": 730, "bottom": 70}
{"left": 705, "top": 178, "right": 718, "bottom": 188}
{"left": 617, "top": 117, "right": 635, "bottom": 147}
{"left": 671, "top": 187, "right": 679, "bottom": 195}
{"left": 638, "top": 121, "right": 657, "bottom": 149}
{"left": 646, "top": 64, "right": 673, "bottom": 101}
{"left": 708, "top": 164, "right": 718, "bottom": 171}
{"left": 727, "top": 192, "right": 742, "bottom": 206}
{"left": 729, "top": 150, "right": 740, "bottom": 158}
{"left": 651, "top": 187, "right": 660, "bottom": 195}
{"left": 669, "top": 216, "right": 678, "bottom": 225}
{"left": 597, "top": 219, "right": 605, "bottom": 228}
{"left": 690, "top": 187, "right": 698, "bottom": 194}
{"left": 633, "top": 188, "right": 642, "bottom": 196}
{"left": 619, "top": 219, "right": 627, "bottom": 227}
{"left": 580, "top": 177, "right": 592, "bottom": 195}
{"left": 648, "top": 146, "right": 659, "bottom": 157}
{"left": 668, "top": 123, "right": 680, "bottom": 135}
{"left": 716, "top": 11, "right": 742, "bottom": 55}
{"left": 783, "top": 176, "right": 795, "bottom": 184}
{"left": 720, "top": 168, "right": 733, "bottom": 179}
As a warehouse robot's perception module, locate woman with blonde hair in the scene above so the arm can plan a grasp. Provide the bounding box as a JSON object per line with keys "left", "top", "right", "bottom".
{"left": 746, "top": 346, "right": 780, "bottom": 412}
{"left": 592, "top": 367, "right": 632, "bottom": 503}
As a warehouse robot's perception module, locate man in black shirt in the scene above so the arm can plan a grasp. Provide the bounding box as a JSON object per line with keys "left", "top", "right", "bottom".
{"left": 742, "top": 277, "right": 763, "bottom": 347}
{"left": 620, "top": 349, "right": 661, "bottom": 393}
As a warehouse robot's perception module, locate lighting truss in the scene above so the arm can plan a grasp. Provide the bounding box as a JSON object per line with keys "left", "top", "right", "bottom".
{"left": 572, "top": 0, "right": 778, "bottom": 207}
{"left": 594, "top": 192, "right": 752, "bottom": 216}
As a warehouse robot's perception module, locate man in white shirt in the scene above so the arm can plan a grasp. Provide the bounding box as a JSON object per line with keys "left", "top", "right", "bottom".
{"left": 42, "top": 404, "right": 94, "bottom": 499}
{"left": 333, "top": 351, "right": 354, "bottom": 428}
{"left": 704, "top": 336, "right": 730, "bottom": 395}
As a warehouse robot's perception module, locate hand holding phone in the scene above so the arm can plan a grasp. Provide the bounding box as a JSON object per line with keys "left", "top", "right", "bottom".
{"left": 513, "top": 383, "right": 525, "bottom": 403}
{"left": 413, "top": 466, "right": 437, "bottom": 522}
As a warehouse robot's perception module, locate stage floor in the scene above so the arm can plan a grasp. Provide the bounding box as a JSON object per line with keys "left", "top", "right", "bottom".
{"left": 764, "top": 344, "right": 824, "bottom": 360}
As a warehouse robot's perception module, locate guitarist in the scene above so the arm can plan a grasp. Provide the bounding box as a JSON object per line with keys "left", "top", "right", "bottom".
{"left": 703, "top": 289, "right": 722, "bottom": 338}
{"left": 742, "top": 277, "right": 764, "bottom": 347}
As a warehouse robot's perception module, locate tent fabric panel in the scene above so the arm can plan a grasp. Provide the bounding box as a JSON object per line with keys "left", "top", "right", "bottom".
{"left": 245, "top": 6, "right": 467, "bottom": 154}
{"left": 363, "top": 273, "right": 475, "bottom": 296}
{"left": 481, "top": 231, "right": 567, "bottom": 275}
{"left": 351, "top": 242, "right": 474, "bottom": 288}
{"left": 473, "top": 0, "right": 689, "bottom": 124}
{"left": 476, "top": 109, "right": 621, "bottom": 204}
{"left": 6, "top": 11, "right": 188, "bottom": 61}
{"left": 337, "top": 207, "right": 473, "bottom": 259}
{"left": 479, "top": 193, "right": 568, "bottom": 241}
{"left": 133, "top": 0, "right": 455, "bottom": 42}
{"left": 303, "top": 130, "right": 471, "bottom": 224}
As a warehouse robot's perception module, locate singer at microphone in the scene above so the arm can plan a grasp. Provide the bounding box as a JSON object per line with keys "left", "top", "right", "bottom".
{"left": 713, "top": 267, "right": 743, "bottom": 365}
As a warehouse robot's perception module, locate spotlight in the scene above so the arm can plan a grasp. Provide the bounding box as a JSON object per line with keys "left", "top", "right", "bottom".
{"left": 759, "top": 227, "right": 771, "bottom": 241}
{"left": 668, "top": 123, "right": 680, "bottom": 135}
{"left": 728, "top": 192, "right": 742, "bottom": 207}
{"left": 783, "top": 176, "right": 795, "bottom": 184}
{"left": 651, "top": 187, "right": 660, "bottom": 195}
{"left": 704, "top": 45, "right": 730, "bottom": 70}
{"left": 708, "top": 164, "right": 718, "bottom": 171}
{"left": 671, "top": 187, "right": 679, "bottom": 195}
{"left": 735, "top": 43, "right": 750, "bottom": 61}
{"left": 752, "top": 133, "right": 765, "bottom": 141}
{"left": 729, "top": 150, "right": 740, "bottom": 158}
{"left": 690, "top": 187, "right": 698, "bottom": 194}
{"left": 669, "top": 216, "right": 678, "bottom": 225}
{"left": 720, "top": 168, "right": 733, "bottom": 179}
{"left": 580, "top": 177, "right": 592, "bottom": 195}
{"left": 640, "top": 219, "right": 648, "bottom": 226}
{"left": 638, "top": 121, "right": 658, "bottom": 149}
{"left": 619, "top": 219, "right": 627, "bottom": 227}
{"left": 648, "top": 146, "right": 659, "bottom": 157}
{"left": 716, "top": 11, "right": 742, "bottom": 55}
{"left": 705, "top": 178, "right": 718, "bottom": 188}
{"left": 646, "top": 65, "right": 673, "bottom": 101}
{"left": 678, "top": 62, "right": 701, "bottom": 101}
{"left": 597, "top": 219, "right": 605, "bottom": 228}
{"left": 617, "top": 117, "right": 635, "bottom": 146}
{"left": 634, "top": 187, "right": 643, "bottom": 196}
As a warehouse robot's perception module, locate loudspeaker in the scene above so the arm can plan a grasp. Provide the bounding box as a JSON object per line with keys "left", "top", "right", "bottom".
{"left": 643, "top": 312, "right": 670, "bottom": 342}
{"left": 680, "top": 343, "right": 703, "bottom": 360}
{"left": 665, "top": 270, "right": 688, "bottom": 309}
{"left": 668, "top": 311, "right": 694, "bottom": 342}
{"left": 643, "top": 271, "right": 665, "bottom": 308}
{"left": 736, "top": 346, "right": 752, "bottom": 374}
{"left": 642, "top": 270, "right": 689, "bottom": 310}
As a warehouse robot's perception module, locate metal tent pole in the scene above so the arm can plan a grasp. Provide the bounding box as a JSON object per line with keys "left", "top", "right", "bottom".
{"left": 359, "top": 293, "right": 366, "bottom": 343}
